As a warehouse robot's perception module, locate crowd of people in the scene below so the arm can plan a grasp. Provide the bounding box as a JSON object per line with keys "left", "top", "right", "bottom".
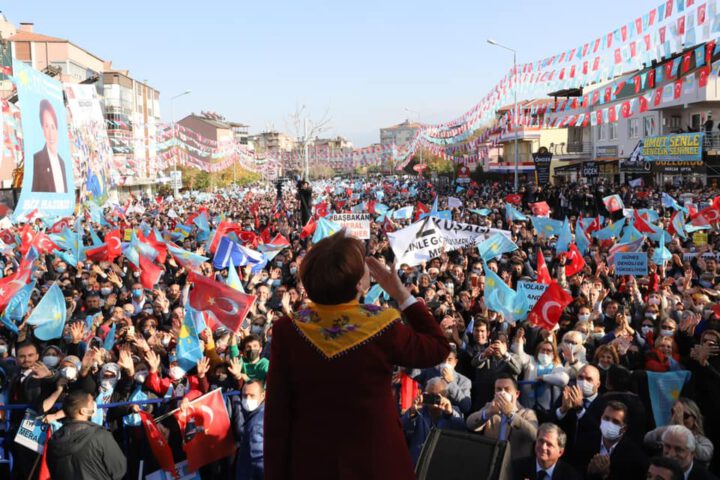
{"left": 0, "top": 173, "right": 719, "bottom": 479}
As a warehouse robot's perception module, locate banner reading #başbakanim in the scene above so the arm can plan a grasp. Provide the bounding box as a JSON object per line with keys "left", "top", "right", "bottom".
{"left": 641, "top": 132, "right": 704, "bottom": 161}
{"left": 14, "top": 61, "right": 75, "bottom": 219}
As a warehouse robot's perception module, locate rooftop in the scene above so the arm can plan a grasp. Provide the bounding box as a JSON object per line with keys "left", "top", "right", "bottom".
{"left": 382, "top": 119, "right": 424, "bottom": 130}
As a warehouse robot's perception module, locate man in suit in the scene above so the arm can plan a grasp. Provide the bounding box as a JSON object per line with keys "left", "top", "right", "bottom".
{"left": 513, "top": 423, "right": 581, "bottom": 480}
{"left": 553, "top": 364, "right": 602, "bottom": 462}
{"left": 574, "top": 400, "right": 648, "bottom": 479}
{"left": 466, "top": 374, "right": 538, "bottom": 461}
{"left": 407, "top": 350, "right": 472, "bottom": 414}
{"left": 32, "top": 99, "right": 68, "bottom": 193}
{"left": 592, "top": 364, "right": 649, "bottom": 444}
{"left": 661, "top": 425, "right": 719, "bottom": 480}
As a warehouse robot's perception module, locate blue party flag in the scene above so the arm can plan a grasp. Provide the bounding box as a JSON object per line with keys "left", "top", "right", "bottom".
{"left": 26, "top": 284, "right": 67, "bottom": 341}
{"left": 213, "top": 237, "right": 262, "bottom": 269}
{"left": 484, "top": 263, "right": 517, "bottom": 315}
{"left": 176, "top": 304, "right": 204, "bottom": 372}
{"left": 652, "top": 235, "right": 673, "bottom": 265}
{"left": 471, "top": 208, "right": 492, "bottom": 217}
{"left": 672, "top": 212, "right": 687, "bottom": 240}
{"left": 647, "top": 371, "right": 691, "bottom": 427}
{"left": 4, "top": 280, "right": 36, "bottom": 323}
{"left": 530, "top": 216, "right": 563, "bottom": 237}
{"left": 661, "top": 192, "right": 686, "bottom": 212}
{"left": 89, "top": 226, "right": 103, "bottom": 247}
{"left": 505, "top": 204, "right": 527, "bottom": 222}
{"left": 225, "top": 258, "right": 245, "bottom": 293}
{"left": 364, "top": 283, "right": 389, "bottom": 304}
{"left": 393, "top": 206, "right": 414, "bottom": 220}
{"left": 103, "top": 322, "right": 117, "bottom": 351}
{"left": 592, "top": 218, "right": 626, "bottom": 240}
{"left": 555, "top": 218, "right": 572, "bottom": 254}
{"left": 477, "top": 233, "right": 518, "bottom": 261}
{"left": 575, "top": 220, "right": 590, "bottom": 256}
{"left": 620, "top": 224, "right": 643, "bottom": 243}
{"left": 312, "top": 217, "right": 342, "bottom": 243}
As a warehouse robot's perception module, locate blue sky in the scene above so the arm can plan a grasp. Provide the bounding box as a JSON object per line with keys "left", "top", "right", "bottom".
{"left": 5, "top": 0, "right": 659, "bottom": 146}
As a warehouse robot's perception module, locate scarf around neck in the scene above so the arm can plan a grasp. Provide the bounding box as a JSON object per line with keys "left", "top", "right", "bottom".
{"left": 292, "top": 300, "right": 400, "bottom": 359}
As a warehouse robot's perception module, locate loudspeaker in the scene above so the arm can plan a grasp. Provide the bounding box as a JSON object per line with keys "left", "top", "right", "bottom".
{"left": 415, "top": 428, "right": 511, "bottom": 480}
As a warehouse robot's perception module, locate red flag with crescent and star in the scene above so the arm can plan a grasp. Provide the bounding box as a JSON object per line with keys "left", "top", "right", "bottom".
{"left": 173, "top": 389, "right": 236, "bottom": 472}
{"left": 138, "top": 254, "right": 163, "bottom": 290}
{"left": 536, "top": 250, "right": 551, "bottom": 285}
{"left": 139, "top": 410, "right": 176, "bottom": 475}
{"left": 564, "top": 243, "right": 586, "bottom": 277}
{"left": 105, "top": 230, "right": 123, "bottom": 261}
{"left": 188, "top": 272, "right": 256, "bottom": 331}
{"left": 527, "top": 280, "right": 573, "bottom": 330}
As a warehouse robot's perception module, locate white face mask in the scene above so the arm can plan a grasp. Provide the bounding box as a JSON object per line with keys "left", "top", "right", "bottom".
{"left": 496, "top": 390, "right": 513, "bottom": 404}
{"left": 537, "top": 353, "right": 553, "bottom": 366}
{"left": 61, "top": 366, "right": 78, "bottom": 381}
{"left": 641, "top": 326, "right": 653, "bottom": 336}
{"left": 100, "top": 378, "right": 118, "bottom": 391}
{"left": 576, "top": 379, "right": 596, "bottom": 397}
{"left": 241, "top": 397, "right": 260, "bottom": 412}
{"left": 437, "top": 363, "right": 454, "bottom": 372}
{"left": 648, "top": 297, "right": 661, "bottom": 305}
{"left": 169, "top": 366, "right": 185, "bottom": 381}
{"left": 578, "top": 313, "right": 590, "bottom": 322}
{"left": 600, "top": 419, "right": 623, "bottom": 441}
{"left": 0, "top": 344, "right": 7, "bottom": 355}
{"left": 660, "top": 329, "right": 674, "bottom": 337}
{"left": 42, "top": 355, "right": 60, "bottom": 368}
{"left": 134, "top": 371, "right": 148, "bottom": 384}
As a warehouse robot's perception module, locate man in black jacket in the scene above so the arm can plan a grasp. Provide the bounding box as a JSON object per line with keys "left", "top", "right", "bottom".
{"left": 513, "top": 423, "right": 581, "bottom": 480}
{"left": 46, "top": 390, "right": 127, "bottom": 480}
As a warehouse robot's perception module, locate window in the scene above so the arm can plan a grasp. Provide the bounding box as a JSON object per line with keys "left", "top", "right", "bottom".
{"left": 629, "top": 118, "right": 641, "bottom": 138}
{"left": 596, "top": 125, "right": 607, "bottom": 141}
{"left": 691, "top": 114, "right": 701, "bottom": 132}
{"left": 670, "top": 115, "right": 682, "bottom": 130}
{"left": 644, "top": 117, "right": 656, "bottom": 137}
{"left": 609, "top": 123, "right": 618, "bottom": 140}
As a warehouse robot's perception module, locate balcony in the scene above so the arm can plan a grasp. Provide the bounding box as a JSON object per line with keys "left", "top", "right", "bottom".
{"left": 548, "top": 141, "right": 592, "bottom": 159}
{"left": 704, "top": 132, "right": 720, "bottom": 152}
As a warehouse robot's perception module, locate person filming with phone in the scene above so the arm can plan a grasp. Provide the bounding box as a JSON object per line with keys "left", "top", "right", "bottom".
{"left": 401, "top": 377, "right": 466, "bottom": 465}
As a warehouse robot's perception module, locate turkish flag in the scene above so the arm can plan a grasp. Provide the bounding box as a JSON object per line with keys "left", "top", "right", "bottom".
{"left": 414, "top": 201, "right": 430, "bottom": 221}
{"left": 505, "top": 194, "right": 522, "bottom": 205}
{"left": 699, "top": 66, "right": 710, "bottom": 88}
{"left": 300, "top": 218, "right": 316, "bottom": 239}
{"left": 691, "top": 206, "right": 720, "bottom": 226}
{"left": 105, "top": 230, "right": 122, "bottom": 261}
{"left": 609, "top": 105, "right": 618, "bottom": 123}
{"left": 0, "top": 270, "right": 31, "bottom": 310}
{"left": 621, "top": 101, "right": 632, "bottom": 119}
{"left": 564, "top": 243, "right": 586, "bottom": 277}
{"left": 604, "top": 87, "right": 612, "bottom": 103}
{"left": 527, "top": 281, "right": 573, "bottom": 330}
{"left": 682, "top": 51, "right": 692, "bottom": 73}
{"left": 260, "top": 227, "right": 272, "bottom": 244}
{"left": 678, "top": 16, "right": 686, "bottom": 36}
{"left": 639, "top": 95, "right": 649, "bottom": 113}
{"left": 314, "top": 201, "right": 329, "bottom": 218}
{"left": 665, "top": 61, "right": 674, "bottom": 80}
{"left": 674, "top": 79, "right": 683, "bottom": 99}
{"left": 400, "top": 372, "right": 419, "bottom": 411}
{"left": 137, "top": 231, "right": 167, "bottom": 264}
{"left": 49, "top": 218, "right": 70, "bottom": 234}
{"left": 188, "top": 272, "right": 256, "bottom": 331}
{"left": 666, "top": 0, "right": 674, "bottom": 17}
{"left": 648, "top": 69, "right": 655, "bottom": 88}
{"left": 31, "top": 232, "right": 59, "bottom": 254}
{"left": 138, "top": 254, "right": 163, "bottom": 290}
{"left": 238, "top": 230, "right": 259, "bottom": 248}
{"left": 18, "top": 224, "right": 36, "bottom": 255}
{"left": 633, "top": 210, "right": 656, "bottom": 233}
{"left": 38, "top": 425, "right": 53, "bottom": 480}
{"left": 614, "top": 48, "right": 623, "bottom": 64}
{"left": 698, "top": 3, "right": 707, "bottom": 24}
{"left": 654, "top": 87, "right": 664, "bottom": 106}
{"left": 140, "top": 410, "right": 176, "bottom": 475}
{"left": 536, "top": 250, "right": 551, "bottom": 285}
{"left": 173, "top": 389, "right": 236, "bottom": 472}
{"left": 530, "top": 202, "right": 550, "bottom": 217}
{"left": 269, "top": 234, "right": 290, "bottom": 247}
{"left": 85, "top": 244, "right": 109, "bottom": 262}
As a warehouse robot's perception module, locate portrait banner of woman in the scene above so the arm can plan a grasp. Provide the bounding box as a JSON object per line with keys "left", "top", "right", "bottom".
{"left": 13, "top": 61, "right": 75, "bottom": 219}
{"left": 265, "top": 230, "right": 451, "bottom": 480}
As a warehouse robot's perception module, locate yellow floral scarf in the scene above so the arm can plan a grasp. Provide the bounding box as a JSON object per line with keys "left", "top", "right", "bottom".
{"left": 292, "top": 301, "right": 400, "bottom": 359}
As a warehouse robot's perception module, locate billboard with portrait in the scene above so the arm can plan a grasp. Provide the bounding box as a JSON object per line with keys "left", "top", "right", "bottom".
{"left": 14, "top": 61, "right": 75, "bottom": 218}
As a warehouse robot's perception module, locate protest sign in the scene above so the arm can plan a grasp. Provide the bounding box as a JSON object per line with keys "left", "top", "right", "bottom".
{"left": 14, "top": 410, "right": 60, "bottom": 454}
{"left": 613, "top": 252, "right": 648, "bottom": 275}
{"left": 331, "top": 213, "right": 371, "bottom": 239}
{"left": 388, "top": 218, "right": 446, "bottom": 267}
{"left": 517, "top": 281, "right": 548, "bottom": 310}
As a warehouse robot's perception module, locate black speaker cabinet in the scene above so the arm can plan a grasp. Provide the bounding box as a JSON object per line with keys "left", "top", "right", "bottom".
{"left": 415, "top": 428, "right": 511, "bottom": 480}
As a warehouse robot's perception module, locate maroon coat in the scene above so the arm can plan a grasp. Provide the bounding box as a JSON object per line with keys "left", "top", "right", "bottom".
{"left": 265, "top": 300, "right": 450, "bottom": 480}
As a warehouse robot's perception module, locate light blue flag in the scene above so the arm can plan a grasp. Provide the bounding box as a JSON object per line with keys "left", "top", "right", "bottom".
{"left": 662, "top": 192, "right": 686, "bottom": 213}
{"left": 312, "top": 217, "right": 342, "bottom": 243}
{"left": 89, "top": 226, "right": 103, "bottom": 247}
{"left": 122, "top": 243, "right": 140, "bottom": 268}
{"left": 620, "top": 224, "right": 643, "bottom": 243}
{"left": 505, "top": 204, "right": 527, "bottom": 222}
{"left": 531, "top": 216, "right": 563, "bottom": 237}
{"left": 685, "top": 223, "right": 710, "bottom": 233}
{"left": 647, "top": 225, "right": 671, "bottom": 244}
{"left": 374, "top": 203, "right": 389, "bottom": 216}
{"left": 74, "top": 217, "right": 86, "bottom": 262}
{"left": 556, "top": 218, "right": 572, "bottom": 254}
{"left": 225, "top": 258, "right": 245, "bottom": 293}
{"left": 581, "top": 216, "right": 604, "bottom": 231}
{"left": 393, "top": 206, "right": 414, "bottom": 220}
{"left": 477, "top": 233, "right": 518, "bottom": 261}
{"left": 471, "top": 208, "right": 493, "bottom": 217}
{"left": 647, "top": 371, "right": 691, "bottom": 427}
{"left": 51, "top": 226, "right": 77, "bottom": 252}
{"left": 168, "top": 245, "right": 208, "bottom": 271}
{"left": 652, "top": 238, "right": 673, "bottom": 265}
{"left": 130, "top": 231, "right": 158, "bottom": 262}
{"left": 593, "top": 218, "right": 626, "bottom": 240}
{"left": 455, "top": 186, "right": 465, "bottom": 193}
{"left": 55, "top": 250, "right": 78, "bottom": 267}
{"left": 352, "top": 202, "right": 365, "bottom": 214}
{"left": 638, "top": 209, "right": 660, "bottom": 222}
{"left": 4, "top": 280, "right": 36, "bottom": 324}
{"left": 177, "top": 304, "right": 204, "bottom": 372}
{"left": 103, "top": 322, "right": 117, "bottom": 351}
{"left": 671, "top": 212, "right": 687, "bottom": 240}
{"left": 193, "top": 212, "right": 211, "bottom": 242}
{"left": 484, "top": 263, "right": 517, "bottom": 315}
{"left": 123, "top": 386, "right": 148, "bottom": 427}
{"left": 575, "top": 220, "right": 590, "bottom": 256}
{"left": 364, "top": 283, "right": 389, "bottom": 304}
{"left": 26, "top": 284, "right": 67, "bottom": 341}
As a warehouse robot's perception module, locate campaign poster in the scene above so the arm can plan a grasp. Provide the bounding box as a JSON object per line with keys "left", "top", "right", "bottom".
{"left": 65, "top": 84, "right": 116, "bottom": 205}
{"left": 532, "top": 150, "right": 552, "bottom": 186}
{"left": 613, "top": 252, "right": 648, "bottom": 275}
{"left": 14, "top": 61, "right": 75, "bottom": 218}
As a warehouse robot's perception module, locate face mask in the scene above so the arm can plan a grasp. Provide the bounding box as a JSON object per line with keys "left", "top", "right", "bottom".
{"left": 437, "top": 362, "right": 454, "bottom": 372}
{"left": 56, "top": 266, "right": 66, "bottom": 273}
{"left": 577, "top": 379, "right": 596, "bottom": 397}
{"left": 42, "top": 355, "right": 60, "bottom": 368}
{"left": 646, "top": 313, "right": 658, "bottom": 320}
{"left": 100, "top": 378, "right": 118, "bottom": 391}
{"left": 101, "top": 287, "right": 112, "bottom": 296}
{"left": 537, "top": 353, "right": 553, "bottom": 366}
{"left": 272, "top": 279, "right": 281, "bottom": 287}
{"left": 290, "top": 267, "right": 297, "bottom": 275}
{"left": 577, "top": 332, "right": 587, "bottom": 343}
{"left": 648, "top": 297, "right": 661, "bottom": 305}
{"left": 600, "top": 419, "right": 623, "bottom": 441}
{"left": 133, "top": 271, "right": 141, "bottom": 278}
{"left": 0, "top": 344, "right": 7, "bottom": 355}
{"left": 660, "top": 329, "right": 674, "bottom": 337}
{"left": 591, "top": 332, "right": 605, "bottom": 341}
{"left": 169, "top": 366, "right": 185, "bottom": 381}
{"left": 61, "top": 366, "right": 78, "bottom": 381}
{"left": 578, "top": 313, "right": 590, "bottom": 322}
{"left": 241, "top": 397, "right": 259, "bottom": 412}
{"left": 275, "top": 261, "right": 283, "bottom": 268}
{"left": 641, "top": 326, "right": 653, "bottom": 336}
{"left": 496, "top": 390, "right": 513, "bottom": 404}
{"left": 245, "top": 349, "right": 260, "bottom": 361}
{"left": 134, "top": 371, "right": 148, "bottom": 384}
{"left": 132, "top": 288, "right": 143, "bottom": 297}
{"left": 161, "top": 337, "right": 171, "bottom": 348}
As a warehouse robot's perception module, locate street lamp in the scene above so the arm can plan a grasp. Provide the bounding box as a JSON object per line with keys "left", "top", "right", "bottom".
{"left": 170, "top": 90, "right": 191, "bottom": 197}
{"left": 487, "top": 39, "right": 519, "bottom": 193}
